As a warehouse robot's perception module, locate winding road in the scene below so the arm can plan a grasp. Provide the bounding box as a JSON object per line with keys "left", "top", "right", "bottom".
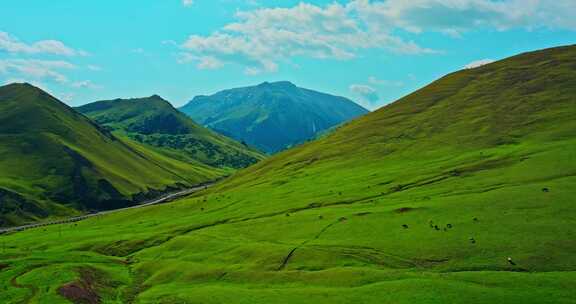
{"left": 0, "top": 183, "right": 213, "bottom": 235}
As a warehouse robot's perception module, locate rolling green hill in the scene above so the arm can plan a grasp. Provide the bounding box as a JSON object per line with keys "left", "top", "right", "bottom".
{"left": 77, "top": 95, "right": 265, "bottom": 169}
{"left": 180, "top": 81, "right": 369, "bottom": 153}
{"left": 1, "top": 45, "right": 575, "bottom": 303}
{"left": 0, "top": 83, "right": 225, "bottom": 227}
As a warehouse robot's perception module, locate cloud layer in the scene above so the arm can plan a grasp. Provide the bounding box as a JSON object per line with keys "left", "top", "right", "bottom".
{"left": 182, "top": 0, "right": 194, "bottom": 7}
{"left": 178, "top": 0, "right": 576, "bottom": 73}
{"left": 464, "top": 58, "right": 495, "bottom": 69}
{"left": 0, "top": 59, "right": 75, "bottom": 83}
{"left": 350, "top": 84, "right": 380, "bottom": 108}
{"left": 0, "top": 31, "right": 99, "bottom": 103}
{"left": 0, "top": 31, "right": 85, "bottom": 56}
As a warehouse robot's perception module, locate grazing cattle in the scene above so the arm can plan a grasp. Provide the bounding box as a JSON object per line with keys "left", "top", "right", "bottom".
{"left": 447, "top": 224, "right": 453, "bottom": 228}
{"left": 542, "top": 188, "right": 550, "bottom": 193}
{"left": 434, "top": 225, "right": 440, "bottom": 230}
{"left": 469, "top": 237, "right": 476, "bottom": 244}
{"left": 402, "top": 224, "right": 409, "bottom": 229}
{"left": 473, "top": 217, "right": 479, "bottom": 222}
{"left": 507, "top": 257, "right": 516, "bottom": 265}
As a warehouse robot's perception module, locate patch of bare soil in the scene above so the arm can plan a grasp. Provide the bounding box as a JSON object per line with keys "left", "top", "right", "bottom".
{"left": 58, "top": 268, "right": 101, "bottom": 304}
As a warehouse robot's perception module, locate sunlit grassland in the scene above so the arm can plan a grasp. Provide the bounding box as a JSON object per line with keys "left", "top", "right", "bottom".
{"left": 1, "top": 45, "right": 575, "bottom": 303}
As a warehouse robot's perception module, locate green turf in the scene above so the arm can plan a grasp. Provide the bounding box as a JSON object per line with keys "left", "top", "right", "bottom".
{"left": 0, "top": 45, "right": 575, "bottom": 303}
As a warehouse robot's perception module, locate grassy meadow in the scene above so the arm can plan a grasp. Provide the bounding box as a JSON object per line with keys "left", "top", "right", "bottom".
{"left": 0, "top": 46, "right": 575, "bottom": 303}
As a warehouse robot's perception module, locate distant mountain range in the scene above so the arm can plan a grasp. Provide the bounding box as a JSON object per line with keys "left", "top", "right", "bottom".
{"left": 180, "top": 81, "right": 368, "bottom": 153}
{"left": 77, "top": 95, "right": 264, "bottom": 169}
{"left": 0, "top": 84, "right": 231, "bottom": 226}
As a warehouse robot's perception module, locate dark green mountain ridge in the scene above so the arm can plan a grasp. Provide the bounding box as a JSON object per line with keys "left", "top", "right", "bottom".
{"left": 77, "top": 95, "right": 265, "bottom": 169}
{"left": 0, "top": 83, "right": 224, "bottom": 226}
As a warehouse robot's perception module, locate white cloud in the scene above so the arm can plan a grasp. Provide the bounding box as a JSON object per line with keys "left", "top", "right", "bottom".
{"left": 71, "top": 80, "right": 101, "bottom": 89}
{"left": 350, "top": 84, "right": 377, "bottom": 95}
{"left": 182, "top": 0, "right": 194, "bottom": 7}
{"left": 197, "top": 56, "right": 224, "bottom": 70}
{"left": 464, "top": 58, "right": 495, "bottom": 69}
{"left": 350, "top": 84, "right": 380, "bottom": 108}
{"left": 0, "top": 31, "right": 85, "bottom": 56}
{"left": 58, "top": 92, "right": 76, "bottom": 103}
{"left": 180, "top": 2, "right": 437, "bottom": 73}
{"left": 71, "top": 80, "right": 91, "bottom": 88}
{"left": 244, "top": 67, "right": 262, "bottom": 76}
{"left": 0, "top": 31, "right": 96, "bottom": 104}
{"left": 177, "top": 53, "right": 225, "bottom": 70}
{"left": 349, "top": 0, "right": 576, "bottom": 35}
{"left": 178, "top": 0, "right": 576, "bottom": 73}
{"left": 0, "top": 59, "right": 75, "bottom": 83}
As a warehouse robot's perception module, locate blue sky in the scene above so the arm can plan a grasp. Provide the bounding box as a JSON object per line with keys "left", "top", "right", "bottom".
{"left": 1, "top": 0, "right": 574, "bottom": 109}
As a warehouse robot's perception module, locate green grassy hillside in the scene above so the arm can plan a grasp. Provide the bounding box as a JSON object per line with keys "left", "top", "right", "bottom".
{"left": 180, "top": 81, "right": 369, "bottom": 153}
{"left": 1, "top": 45, "right": 575, "bottom": 303}
{"left": 77, "top": 95, "right": 265, "bottom": 169}
{"left": 0, "top": 84, "right": 224, "bottom": 227}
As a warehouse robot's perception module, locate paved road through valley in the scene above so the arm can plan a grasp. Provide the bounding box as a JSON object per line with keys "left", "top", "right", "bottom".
{"left": 0, "top": 183, "right": 213, "bottom": 235}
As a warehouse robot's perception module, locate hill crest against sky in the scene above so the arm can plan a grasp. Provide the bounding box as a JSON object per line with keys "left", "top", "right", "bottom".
{"left": 180, "top": 81, "right": 369, "bottom": 153}
{"left": 0, "top": 83, "right": 225, "bottom": 226}
{"left": 77, "top": 95, "right": 265, "bottom": 168}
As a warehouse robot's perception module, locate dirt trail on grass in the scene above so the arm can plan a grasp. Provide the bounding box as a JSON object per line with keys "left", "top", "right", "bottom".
{"left": 277, "top": 220, "right": 339, "bottom": 270}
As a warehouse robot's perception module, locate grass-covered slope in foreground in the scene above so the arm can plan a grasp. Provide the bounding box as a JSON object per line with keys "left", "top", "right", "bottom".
{"left": 0, "top": 83, "right": 224, "bottom": 227}
{"left": 1, "top": 45, "right": 575, "bottom": 303}
{"left": 77, "top": 96, "right": 264, "bottom": 169}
